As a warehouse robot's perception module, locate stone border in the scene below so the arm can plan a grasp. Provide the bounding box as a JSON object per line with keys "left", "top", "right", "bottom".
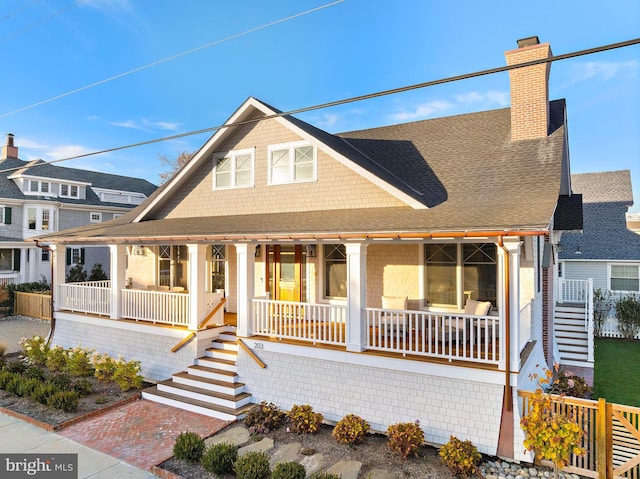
{"left": 0, "top": 393, "right": 143, "bottom": 432}
{"left": 149, "top": 465, "right": 187, "bottom": 479}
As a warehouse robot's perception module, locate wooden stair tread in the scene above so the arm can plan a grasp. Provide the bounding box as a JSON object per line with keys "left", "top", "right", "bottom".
{"left": 175, "top": 371, "right": 245, "bottom": 389}
{"left": 145, "top": 387, "right": 254, "bottom": 416}
{"left": 159, "top": 379, "right": 251, "bottom": 402}
{"left": 190, "top": 364, "right": 237, "bottom": 377}
{"left": 202, "top": 355, "right": 236, "bottom": 366}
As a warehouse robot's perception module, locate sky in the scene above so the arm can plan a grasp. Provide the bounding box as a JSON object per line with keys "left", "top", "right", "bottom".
{"left": 0, "top": 0, "right": 638, "bottom": 212}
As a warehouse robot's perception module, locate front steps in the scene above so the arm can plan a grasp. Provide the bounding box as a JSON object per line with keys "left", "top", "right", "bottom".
{"left": 142, "top": 330, "right": 255, "bottom": 420}
{"left": 554, "top": 303, "right": 591, "bottom": 367}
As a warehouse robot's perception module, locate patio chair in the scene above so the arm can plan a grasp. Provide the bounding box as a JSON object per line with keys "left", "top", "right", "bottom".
{"left": 440, "top": 298, "right": 492, "bottom": 343}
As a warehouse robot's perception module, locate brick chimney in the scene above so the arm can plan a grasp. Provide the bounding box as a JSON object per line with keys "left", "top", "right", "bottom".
{"left": 1, "top": 133, "right": 19, "bottom": 160}
{"left": 505, "top": 36, "right": 552, "bottom": 141}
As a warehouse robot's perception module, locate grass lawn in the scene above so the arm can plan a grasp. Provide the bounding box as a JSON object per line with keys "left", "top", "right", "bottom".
{"left": 593, "top": 337, "right": 640, "bottom": 407}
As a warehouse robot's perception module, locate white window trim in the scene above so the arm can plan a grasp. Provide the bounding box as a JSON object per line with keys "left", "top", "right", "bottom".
{"left": 59, "top": 183, "right": 80, "bottom": 199}
{"left": 212, "top": 147, "right": 255, "bottom": 190}
{"left": 268, "top": 141, "right": 317, "bottom": 185}
{"left": 26, "top": 180, "right": 52, "bottom": 195}
{"left": 70, "top": 247, "right": 83, "bottom": 266}
{"left": 89, "top": 212, "right": 102, "bottom": 223}
{"left": 24, "top": 205, "right": 57, "bottom": 236}
{"left": 608, "top": 263, "right": 640, "bottom": 293}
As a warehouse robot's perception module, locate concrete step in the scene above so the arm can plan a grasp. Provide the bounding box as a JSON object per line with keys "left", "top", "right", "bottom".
{"left": 142, "top": 387, "right": 253, "bottom": 421}
{"left": 191, "top": 362, "right": 239, "bottom": 382}
{"left": 174, "top": 371, "right": 245, "bottom": 395}
{"left": 157, "top": 380, "right": 252, "bottom": 409}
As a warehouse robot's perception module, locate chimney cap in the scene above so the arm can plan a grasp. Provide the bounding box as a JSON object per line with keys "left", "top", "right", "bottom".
{"left": 517, "top": 36, "right": 540, "bottom": 48}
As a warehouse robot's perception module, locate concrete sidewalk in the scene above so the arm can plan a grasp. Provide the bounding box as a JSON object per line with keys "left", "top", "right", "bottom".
{"left": 0, "top": 412, "right": 156, "bottom": 479}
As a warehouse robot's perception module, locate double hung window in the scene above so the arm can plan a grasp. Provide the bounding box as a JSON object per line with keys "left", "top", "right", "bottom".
{"left": 213, "top": 148, "right": 254, "bottom": 189}
{"left": 268, "top": 143, "right": 316, "bottom": 185}
{"left": 609, "top": 264, "right": 640, "bottom": 292}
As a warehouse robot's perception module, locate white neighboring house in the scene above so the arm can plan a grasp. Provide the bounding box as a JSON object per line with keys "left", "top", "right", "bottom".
{"left": 0, "top": 134, "right": 157, "bottom": 286}
{"left": 558, "top": 170, "right": 640, "bottom": 338}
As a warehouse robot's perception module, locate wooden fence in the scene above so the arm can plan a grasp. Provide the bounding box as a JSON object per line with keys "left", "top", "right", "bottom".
{"left": 519, "top": 391, "right": 640, "bottom": 479}
{"left": 14, "top": 291, "right": 52, "bottom": 320}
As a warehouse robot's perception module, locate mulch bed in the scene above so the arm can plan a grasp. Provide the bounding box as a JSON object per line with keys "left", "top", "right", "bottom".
{"left": 0, "top": 352, "right": 151, "bottom": 431}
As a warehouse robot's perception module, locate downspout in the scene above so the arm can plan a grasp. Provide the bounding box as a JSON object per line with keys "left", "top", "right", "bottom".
{"left": 34, "top": 240, "right": 55, "bottom": 345}
{"left": 498, "top": 236, "right": 512, "bottom": 411}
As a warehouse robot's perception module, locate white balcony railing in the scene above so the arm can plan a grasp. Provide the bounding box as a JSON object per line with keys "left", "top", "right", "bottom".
{"left": 557, "top": 278, "right": 590, "bottom": 304}
{"left": 58, "top": 282, "right": 111, "bottom": 316}
{"left": 366, "top": 308, "right": 501, "bottom": 365}
{"left": 252, "top": 299, "right": 347, "bottom": 346}
{"left": 0, "top": 273, "right": 19, "bottom": 288}
{"left": 121, "top": 288, "right": 190, "bottom": 326}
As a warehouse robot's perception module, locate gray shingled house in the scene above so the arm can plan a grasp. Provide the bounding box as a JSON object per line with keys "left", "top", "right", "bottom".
{"left": 558, "top": 170, "right": 640, "bottom": 341}
{"left": 0, "top": 135, "right": 156, "bottom": 286}
{"left": 36, "top": 37, "right": 581, "bottom": 461}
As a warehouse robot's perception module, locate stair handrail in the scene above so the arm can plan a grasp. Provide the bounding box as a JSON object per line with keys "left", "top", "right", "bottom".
{"left": 171, "top": 298, "right": 227, "bottom": 353}
{"left": 237, "top": 338, "right": 266, "bottom": 369}
{"left": 586, "top": 278, "right": 594, "bottom": 362}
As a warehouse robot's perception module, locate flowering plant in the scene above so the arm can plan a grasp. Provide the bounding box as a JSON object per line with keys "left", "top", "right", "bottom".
{"left": 546, "top": 368, "right": 592, "bottom": 398}
{"left": 19, "top": 336, "right": 49, "bottom": 366}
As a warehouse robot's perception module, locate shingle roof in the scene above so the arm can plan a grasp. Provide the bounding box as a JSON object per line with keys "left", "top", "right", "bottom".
{"left": 39, "top": 98, "right": 568, "bottom": 243}
{"left": 559, "top": 170, "right": 640, "bottom": 260}
{"left": 0, "top": 156, "right": 157, "bottom": 207}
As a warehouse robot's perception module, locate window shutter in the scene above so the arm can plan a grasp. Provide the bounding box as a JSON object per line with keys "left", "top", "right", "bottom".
{"left": 4, "top": 207, "right": 11, "bottom": 224}
{"left": 13, "top": 249, "right": 20, "bottom": 271}
{"left": 66, "top": 249, "right": 72, "bottom": 265}
{"left": 80, "top": 248, "right": 85, "bottom": 265}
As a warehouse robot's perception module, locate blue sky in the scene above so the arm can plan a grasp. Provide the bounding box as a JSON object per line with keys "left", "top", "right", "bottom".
{"left": 1, "top": 0, "right": 638, "bottom": 212}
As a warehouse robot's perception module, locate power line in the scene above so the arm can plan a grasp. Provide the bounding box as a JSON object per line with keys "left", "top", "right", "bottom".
{"left": 0, "top": 0, "right": 42, "bottom": 24}
{"left": 0, "top": 36, "right": 638, "bottom": 176}
{"left": 0, "top": 0, "right": 84, "bottom": 44}
{"left": 0, "top": 0, "right": 345, "bottom": 119}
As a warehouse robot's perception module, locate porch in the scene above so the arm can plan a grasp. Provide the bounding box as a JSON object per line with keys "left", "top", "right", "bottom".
{"left": 56, "top": 281, "right": 502, "bottom": 367}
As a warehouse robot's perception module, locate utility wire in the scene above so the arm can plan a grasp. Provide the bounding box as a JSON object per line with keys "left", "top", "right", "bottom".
{"left": 0, "top": 0, "right": 42, "bottom": 24}
{"left": 0, "top": 0, "right": 84, "bottom": 44}
{"left": 0, "top": 36, "right": 638, "bottom": 176}
{"left": 0, "top": 0, "right": 345, "bottom": 119}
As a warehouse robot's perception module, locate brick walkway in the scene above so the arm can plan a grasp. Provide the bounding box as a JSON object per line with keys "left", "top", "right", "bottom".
{"left": 59, "top": 399, "right": 229, "bottom": 471}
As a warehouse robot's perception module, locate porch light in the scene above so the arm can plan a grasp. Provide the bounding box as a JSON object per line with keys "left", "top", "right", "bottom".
{"left": 255, "top": 245, "right": 261, "bottom": 258}
{"left": 305, "top": 245, "right": 317, "bottom": 258}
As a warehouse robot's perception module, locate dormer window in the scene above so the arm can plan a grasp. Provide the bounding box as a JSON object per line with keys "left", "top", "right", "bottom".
{"left": 29, "top": 180, "right": 51, "bottom": 194}
{"left": 60, "top": 183, "right": 79, "bottom": 198}
{"left": 268, "top": 142, "right": 316, "bottom": 185}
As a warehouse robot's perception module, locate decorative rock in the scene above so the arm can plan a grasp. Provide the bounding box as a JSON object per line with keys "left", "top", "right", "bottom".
{"left": 238, "top": 437, "right": 274, "bottom": 457}
{"left": 300, "top": 453, "right": 327, "bottom": 476}
{"left": 205, "top": 425, "right": 251, "bottom": 447}
{"left": 269, "top": 442, "right": 302, "bottom": 468}
{"left": 326, "top": 460, "right": 363, "bottom": 479}
{"left": 480, "top": 461, "right": 589, "bottom": 479}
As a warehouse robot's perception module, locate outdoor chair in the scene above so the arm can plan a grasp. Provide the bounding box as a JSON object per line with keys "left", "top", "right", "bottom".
{"left": 380, "top": 295, "right": 408, "bottom": 336}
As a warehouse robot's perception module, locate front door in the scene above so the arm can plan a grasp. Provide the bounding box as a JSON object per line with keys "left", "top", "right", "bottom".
{"left": 267, "top": 245, "right": 304, "bottom": 302}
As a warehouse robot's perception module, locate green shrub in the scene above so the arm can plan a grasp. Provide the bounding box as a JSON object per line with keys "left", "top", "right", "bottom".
{"left": 245, "top": 400, "right": 286, "bottom": 434}
{"left": 201, "top": 442, "right": 238, "bottom": 475}
{"left": 233, "top": 451, "right": 271, "bottom": 479}
{"left": 332, "top": 414, "right": 370, "bottom": 445}
{"left": 5, "top": 376, "right": 22, "bottom": 394}
{"left": 615, "top": 294, "right": 640, "bottom": 340}
{"left": 593, "top": 289, "right": 613, "bottom": 337}
{"left": 386, "top": 420, "right": 425, "bottom": 459}
{"left": 111, "top": 357, "right": 143, "bottom": 391}
{"left": 546, "top": 369, "right": 592, "bottom": 398}
{"left": 173, "top": 431, "right": 205, "bottom": 462}
{"left": 24, "top": 365, "right": 45, "bottom": 381}
{"left": 46, "top": 345, "right": 68, "bottom": 372}
{"left": 48, "top": 372, "right": 72, "bottom": 390}
{"left": 308, "top": 473, "right": 341, "bottom": 479}
{"left": 200, "top": 442, "right": 238, "bottom": 474}
{"left": 47, "top": 390, "right": 79, "bottom": 412}
{"left": 88, "top": 263, "right": 108, "bottom": 281}
{"left": 31, "top": 382, "right": 58, "bottom": 405}
{"left": 287, "top": 404, "right": 323, "bottom": 435}
{"left": 73, "top": 378, "right": 93, "bottom": 396}
{"left": 0, "top": 369, "right": 12, "bottom": 388}
{"left": 66, "top": 264, "right": 87, "bottom": 283}
{"left": 63, "top": 346, "right": 94, "bottom": 377}
{"left": 91, "top": 352, "right": 117, "bottom": 382}
{"left": 272, "top": 461, "right": 306, "bottom": 479}
{"left": 439, "top": 435, "right": 481, "bottom": 477}
{"left": 4, "top": 280, "right": 50, "bottom": 309}
{"left": 20, "top": 336, "right": 49, "bottom": 366}
{"left": 16, "top": 377, "right": 41, "bottom": 397}
{"left": 6, "top": 360, "right": 26, "bottom": 375}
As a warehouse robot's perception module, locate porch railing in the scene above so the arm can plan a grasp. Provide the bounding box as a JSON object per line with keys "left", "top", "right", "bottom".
{"left": 122, "top": 289, "right": 190, "bottom": 326}
{"left": 59, "top": 282, "right": 111, "bottom": 316}
{"left": 252, "top": 299, "right": 347, "bottom": 346}
{"left": 557, "top": 278, "right": 594, "bottom": 362}
{"left": 366, "top": 308, "right": 501, "bottom": 365}
{"left": 0, "top": 273, "right": 19, "bottom": 288}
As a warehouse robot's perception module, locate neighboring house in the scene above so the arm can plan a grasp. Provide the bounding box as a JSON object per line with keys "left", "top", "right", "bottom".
{"left": 558, "top": 170, "right": 640, "bottom": 338}
{"left": 0, "top": 135, "right": 156, "bottom": 286}
{"left": 627, "top": 212, "right": 640, "bottom": 235}
{"left": 37, "top": 37, "right": 581, "bottom": 461}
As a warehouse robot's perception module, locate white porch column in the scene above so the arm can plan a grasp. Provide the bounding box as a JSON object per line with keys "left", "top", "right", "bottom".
{"left": 27, "top": 247, "right": 37, "bottom": 282}
{"left": 235, "top": 243, "right": 256, "bottom": 338}
{"left": 502, "top": 238, "right": 522, "bottom": 373}
{"left": 346, "top": 242, "right": 368, "bottom": 352}
{"left": 50, "top": 244, "right": 66, "bottom": 312}
{"left": 18, "top": 247, "right": 28, "bottom": 283}
{"left": 187, "top": 244, "right": 207, "bottom": 331}
{"left": 109, "top": 244, "right": 126, "bottom": 320}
